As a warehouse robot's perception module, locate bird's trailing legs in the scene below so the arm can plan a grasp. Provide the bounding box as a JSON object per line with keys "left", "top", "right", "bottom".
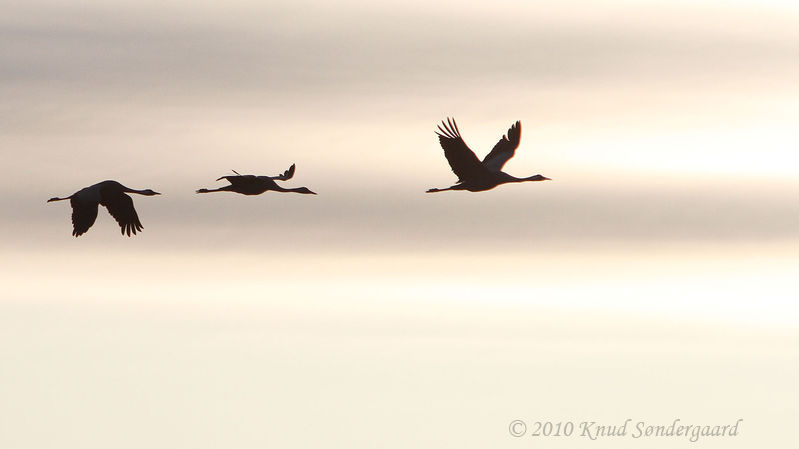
{"left": 426, "top": 185, "right": 462, "bottom": 193}
{"left": 196, "top": 185, "right": 235, "bottom": 194}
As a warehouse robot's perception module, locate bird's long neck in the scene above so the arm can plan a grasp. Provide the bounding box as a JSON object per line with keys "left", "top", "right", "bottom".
{"left": 123, "top": 187, "right": 160, "bottom": 196}
{"left": 274, "top": 185, "right": 312, "bottom": 194}
{"left": 523, "top": 174, "right": 549, "bottom": 182}
{"left": 505, "top": 174, "right": 549, "bottom": 183}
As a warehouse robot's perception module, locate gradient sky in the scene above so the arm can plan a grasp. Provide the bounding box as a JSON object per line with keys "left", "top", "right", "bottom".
{"left": 2, "top": 1, "right": 798, "bottom": 447}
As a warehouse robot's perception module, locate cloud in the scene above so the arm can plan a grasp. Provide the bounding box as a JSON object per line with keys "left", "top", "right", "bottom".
{"left": 3, "top": 0, "right": 798, "bottom": 101}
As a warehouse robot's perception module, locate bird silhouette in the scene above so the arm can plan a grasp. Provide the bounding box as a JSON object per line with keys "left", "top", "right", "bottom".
{"left": 196, "top": 164, "right": 316, "bottom": 195}
{"left": 427, "top": 118, "right": 550, "bottom": 192}
{"left": 47, "top": 180, "right": 161, "bottom": 237}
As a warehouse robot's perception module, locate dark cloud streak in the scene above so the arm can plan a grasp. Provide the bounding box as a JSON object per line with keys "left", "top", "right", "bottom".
{"left": 9, "top": 183, "right": 799, "bottom": 253}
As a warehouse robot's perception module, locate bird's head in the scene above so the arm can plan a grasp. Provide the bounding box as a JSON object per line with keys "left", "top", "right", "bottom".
{"left": 295, "top": 187, "right": 317, "bottom": 195}
{"left": 140, "top": 189, "right": 161, "bottom": 196}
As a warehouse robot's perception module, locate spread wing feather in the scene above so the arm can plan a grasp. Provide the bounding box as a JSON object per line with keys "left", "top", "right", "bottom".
{"left": 482, "top": 121, "right": 521, "bottom": 173}
{"left": 101, "top": 193, "right": 143, "bottom": 236}
{"left": 435, "top": 118, "right": 491, "bottom": 183}
{"left": 274, "top": 164, "right": 295, "bottom": 181}
{"left": 70, "top": 197, "right": 98, "bottom": 237}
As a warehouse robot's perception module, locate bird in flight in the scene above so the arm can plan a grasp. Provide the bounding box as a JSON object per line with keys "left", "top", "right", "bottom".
{"left": 47, "top": 180, "right": 161, "bottom": 237}
{"left": 196, "top": 164, "right": 316, "bottom": 195}
{"left": 427, "top": 118, "right": 550, "bottom": 192}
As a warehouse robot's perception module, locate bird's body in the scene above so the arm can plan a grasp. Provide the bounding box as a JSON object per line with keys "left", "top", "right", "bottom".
{"left": 196, "top": 164, "right": 316, "bottom": 195}
{"left": 47, "top": 180, "right": 160, "bottom": 237}
{"left": 427, "top": 118, "right": 550, "bottom": 193}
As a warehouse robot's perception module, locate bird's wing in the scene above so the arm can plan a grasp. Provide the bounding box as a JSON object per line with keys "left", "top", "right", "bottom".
{"left": 100, "top": 193, "right": 143, "bottom": 236}
{"left": 481, "top": 121, "right": 521, "bottom": 173}
{"left": 273, "top": 164, "right": 295, "bottom": 181}
{"left": 435, "top": 118, "right": 491, "bottom": 183}
{"left": 217, "top": 174, "right": 255, "bottom": 185}
{"left": 70, "top": 197, "right": 99, "bottom": 237}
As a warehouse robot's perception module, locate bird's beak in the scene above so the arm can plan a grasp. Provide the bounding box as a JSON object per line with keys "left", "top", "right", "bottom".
{"left": 154, "top": 191, "right": 162, "bottom": 195}
{"left": 542, "top": 177, "right": 551, "bottom": 181}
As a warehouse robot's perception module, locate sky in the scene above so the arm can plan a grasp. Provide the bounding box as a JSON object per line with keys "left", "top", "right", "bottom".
{"left": 1, "top": 0, "right": 798, "bottom": 447}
